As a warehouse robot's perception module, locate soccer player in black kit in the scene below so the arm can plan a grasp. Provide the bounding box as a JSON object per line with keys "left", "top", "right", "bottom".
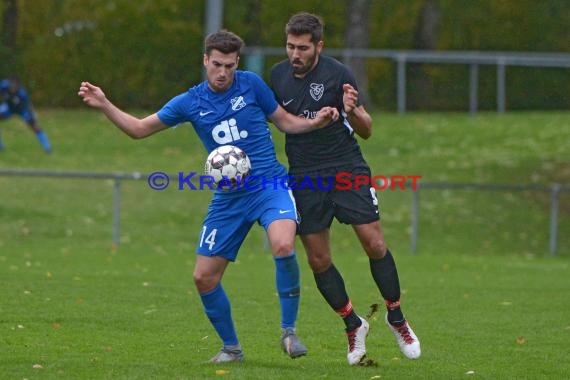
{"left": 270, "top": 12, "right": 421, "bottom": 365}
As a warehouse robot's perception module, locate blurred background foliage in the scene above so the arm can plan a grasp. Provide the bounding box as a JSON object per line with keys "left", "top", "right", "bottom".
{"left": 1, "top": 0, "right": 569, "bottom": 110}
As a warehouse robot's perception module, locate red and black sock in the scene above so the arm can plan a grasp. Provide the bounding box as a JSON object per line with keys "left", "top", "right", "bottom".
{"left": 370, "top": 250, "right": 405, "bottom": 325}
{"left": 314, "top": 264, "right": 362, "bottom": 331}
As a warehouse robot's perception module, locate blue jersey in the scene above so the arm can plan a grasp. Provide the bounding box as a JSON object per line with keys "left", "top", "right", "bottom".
{"left": 157, "top": 71, "right": 287, "bottom": 189}
{"left": 0, "top": 79, "right": 30, "bottom": 113}
{"left": 157, "top": 71, "right": 296, "bottom": 259}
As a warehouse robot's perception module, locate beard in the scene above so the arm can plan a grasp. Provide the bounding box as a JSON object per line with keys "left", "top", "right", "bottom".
{"left": 291, "top": 54, "right": 317, "bottom": 76}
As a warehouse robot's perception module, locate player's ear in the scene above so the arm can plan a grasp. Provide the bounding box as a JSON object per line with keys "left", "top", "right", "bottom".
{"left": 316, "top": 40, "right": 324, "bottom": 54}
{"left": 203, "top": 54, "right": 209, "bottom": 66}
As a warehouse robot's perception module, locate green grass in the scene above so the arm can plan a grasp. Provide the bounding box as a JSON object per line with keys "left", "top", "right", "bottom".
{"left": 1, "top": 110, "right": 570, "bottom": 379}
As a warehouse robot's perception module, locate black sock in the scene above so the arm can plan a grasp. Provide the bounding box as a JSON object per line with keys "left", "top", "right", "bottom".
{"left": 370, "top": 250, "right": 405, "bottom": 324}
{"left": 314, "top": 264, "right": 361, "bottom": 331}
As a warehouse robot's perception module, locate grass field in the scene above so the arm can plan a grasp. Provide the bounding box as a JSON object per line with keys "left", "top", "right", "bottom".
{"left": 1, "top": 110, "right": 569, "bottom": 379}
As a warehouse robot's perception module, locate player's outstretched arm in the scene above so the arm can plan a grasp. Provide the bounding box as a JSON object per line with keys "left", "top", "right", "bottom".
{"left": 269, "top": 105, "right": 339, "bottom": 134}
{"left": 343, "top": 83, "right": 372, "bottom": 139}
{"left": 78, "top": 81, "right": 168, "bottom": 139}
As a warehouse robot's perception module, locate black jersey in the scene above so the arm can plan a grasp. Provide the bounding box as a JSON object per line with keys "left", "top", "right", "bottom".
{"left": 270, "top": 55, "right": 366, "bottom": 173}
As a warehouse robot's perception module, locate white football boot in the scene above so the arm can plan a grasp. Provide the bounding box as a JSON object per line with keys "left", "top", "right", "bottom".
{"left": 385, "top": 313, "right": 421, "bottom": 359}
{"left": 346, "top": 317, "right": 370, "bottom": 365}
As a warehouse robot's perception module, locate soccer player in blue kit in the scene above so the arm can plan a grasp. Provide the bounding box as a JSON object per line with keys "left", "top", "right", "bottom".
{"left": 78, "top": 30, "right": 338, "bottom": 363}
{"left": 0, "top": 76, "right": 52, "bottom": 153}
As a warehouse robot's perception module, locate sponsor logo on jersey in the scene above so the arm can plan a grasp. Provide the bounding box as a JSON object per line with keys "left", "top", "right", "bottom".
{"left": 310, "top": 83, "right": 324, "bottom": 101}
{"left": 299, "top": 110, "right": 319, "bottom": 119}
{"left": 211, "top": 118, "right": 248, "bottom": 144}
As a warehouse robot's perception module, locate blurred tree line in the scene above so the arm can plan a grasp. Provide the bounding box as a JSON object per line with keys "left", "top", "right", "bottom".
{"left": 1, "top": 0, "right": 569, "bottom": 110}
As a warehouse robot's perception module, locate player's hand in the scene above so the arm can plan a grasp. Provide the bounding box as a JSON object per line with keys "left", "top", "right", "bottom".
{"left": 78, "top": 82, "right": 107, "bottom": 108}
{"left": 314, "top": 106, "right": 339, "bottom": 128}
{"left": 343, "top": 83, "right": 358, "bottom": 114}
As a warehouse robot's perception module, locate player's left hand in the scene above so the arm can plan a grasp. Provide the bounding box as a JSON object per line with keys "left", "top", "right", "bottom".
{"left": 343, "top": 83, "right": 358, "bottom": 114}
{"left": 314, "top": 106, "right": 339, "bottom": 128}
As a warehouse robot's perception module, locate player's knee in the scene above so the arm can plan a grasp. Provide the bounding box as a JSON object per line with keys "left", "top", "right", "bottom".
{"left": 307, "top": 253, "right": 332, "bottom": 273}
{"left": 271, "top": 239, "right": 295, "bottom": 257}
{"left": 192, "top": 270, "right": 205, "bottom": 288}
{"left": 193, "top": 270, "right": 218, "bottom": 293}
{"left": 363, "top": 238, "right": 387, "bottom": 258}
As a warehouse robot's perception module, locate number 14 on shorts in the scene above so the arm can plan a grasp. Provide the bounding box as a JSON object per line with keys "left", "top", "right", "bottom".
{"left": 200, "top": 226, "right": 218, "bottom": 250}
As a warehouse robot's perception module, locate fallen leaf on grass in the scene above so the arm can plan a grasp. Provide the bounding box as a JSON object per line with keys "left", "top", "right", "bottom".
{"left": 358, "top": 356, "right": 378, "bottom": 367}
{"left": 366, "top": 304, "right": 379, "bottom": 319}
{"left": 32, "top": 364, "right": 43, "bottom": 369}
{"left": 465, "top": 370, "right": 475, "bottom": 375}
{"left": 52, "top": 323, "right": 61, "bottom": 329}
{"left": 215, "top": 369, "right": 229, "bottom": 375}
{"left": 516, "top": 336, "right": 525, "bottom": 345}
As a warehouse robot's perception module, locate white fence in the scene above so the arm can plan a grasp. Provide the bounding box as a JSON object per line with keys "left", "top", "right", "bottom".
{"left": 410, "top": 181, "right": 569, "bottom": 255}
{"left": 0, "top": 168, "right": 147, "bottom": 248}
{"left": 244, "top": 48, "right": 570, "bottom": 114}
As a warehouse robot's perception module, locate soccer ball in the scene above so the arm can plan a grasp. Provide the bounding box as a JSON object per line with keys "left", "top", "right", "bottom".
{"left": 204, "top": 145, "right": 251, "bottom": 189}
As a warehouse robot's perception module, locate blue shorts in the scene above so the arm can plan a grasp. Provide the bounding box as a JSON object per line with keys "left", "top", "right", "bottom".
{"left": 197, "top": 187, "right": 298, "bottom": 261}
{"left": 0, "top": 103, "right": 36, "bottom": 124}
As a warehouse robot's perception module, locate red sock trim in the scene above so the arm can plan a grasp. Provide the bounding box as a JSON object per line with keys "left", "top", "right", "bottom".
{"left": 335, "top": 300, "right": 353, "bottom": 318}
{"left": 385, "top": 299, "right": 401, "bottom": 310}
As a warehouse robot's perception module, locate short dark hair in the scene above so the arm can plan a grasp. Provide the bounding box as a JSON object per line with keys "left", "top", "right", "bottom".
{"left": 204, "top": 30, "right": 244, "bottom": 56}
{"left": 285, "top": 12, "right": 324, "bottom": 43}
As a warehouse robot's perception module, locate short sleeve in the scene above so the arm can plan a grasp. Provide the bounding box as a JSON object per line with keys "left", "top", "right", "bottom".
{"left": 246, "top": 72, "right": 278, "bottom": 116}
{"left": 157, "top": 93, "right": 191, "bottom": 127}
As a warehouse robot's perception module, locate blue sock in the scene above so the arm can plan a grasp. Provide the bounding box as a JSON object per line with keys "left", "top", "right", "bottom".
{"left": 274, "top": 253, "right": 301, "bottom": 329}
{"left": 35, "top": 131, "right": 52, "bottom": 153}
{"left": 200, "top": 284, "right": 239, "bottom": 346}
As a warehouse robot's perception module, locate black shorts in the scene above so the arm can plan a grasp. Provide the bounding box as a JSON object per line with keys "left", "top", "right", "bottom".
{"left": 290, "top": 164, "right": 380, "bottom": 235}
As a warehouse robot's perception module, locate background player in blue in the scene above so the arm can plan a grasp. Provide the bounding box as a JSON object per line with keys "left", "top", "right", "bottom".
{"left": 78, "top": 30, "right": 338, "bottom": 363}
{"left": 270, "top": 13, "right": 421, "bottom": 365}
{"left": 0, "top": 76, "right": 52, "bottom": 153}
